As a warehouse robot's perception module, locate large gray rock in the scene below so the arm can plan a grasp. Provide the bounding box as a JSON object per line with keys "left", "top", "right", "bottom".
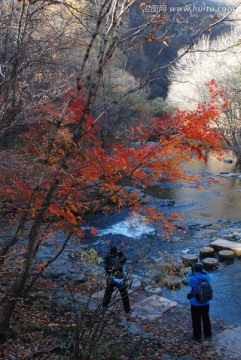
{"left": 213, "top": 326, "right": 241, "bottom": 359}
{"left": 210, "top": 239, "right": 241, "bottom": 256}
{"left": 132, "top": 295, "right": 177, "bottom": 321}
{"left": 144, "top": 285, "right": 163, "bottom": 295}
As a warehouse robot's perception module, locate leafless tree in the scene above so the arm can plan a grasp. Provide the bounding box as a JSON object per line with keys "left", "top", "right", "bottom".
{"left": 167, "top": 28, "right": 241, "bottom": 158}
{"left": 0, "top": 0, "right": 241, "bottom": 344}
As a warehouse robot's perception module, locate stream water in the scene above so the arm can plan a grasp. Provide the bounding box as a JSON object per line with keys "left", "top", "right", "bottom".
{"left": 81, "top": 152, "right": 241, "bottom": 325}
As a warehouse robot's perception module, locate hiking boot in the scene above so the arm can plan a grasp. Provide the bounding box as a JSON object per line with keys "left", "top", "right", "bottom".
{"left": 205, "top": 336, "right": 212, "bottom": 341}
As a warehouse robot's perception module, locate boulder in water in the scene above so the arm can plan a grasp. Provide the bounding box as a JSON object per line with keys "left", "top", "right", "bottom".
{"left": 210, "top": 239, "right": 241, "bottom": 256}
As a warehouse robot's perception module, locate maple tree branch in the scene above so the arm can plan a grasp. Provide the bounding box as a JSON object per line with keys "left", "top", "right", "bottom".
{"left": 26, "top": 230, "right": 73, "bottom": 292}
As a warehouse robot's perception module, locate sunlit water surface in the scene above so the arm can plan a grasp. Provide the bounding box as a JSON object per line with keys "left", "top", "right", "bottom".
{"left": 85, "top": 152, "right": 241, "bottom": 324}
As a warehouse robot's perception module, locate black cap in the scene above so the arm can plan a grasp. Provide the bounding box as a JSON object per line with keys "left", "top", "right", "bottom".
{"left": 194, "top": 263, "right": 203, "bottom": 272}
{"left": 109, "top": 246, "right": 118, "bottom": 254}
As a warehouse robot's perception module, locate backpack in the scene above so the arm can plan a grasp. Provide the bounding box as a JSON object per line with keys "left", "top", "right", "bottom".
{"left": 106, "top": 255, "right": 124, "bottom": 285}
{"left": 196, "top": 280, "right": 213, "bottom": 303}
{"left": 106, "top": 255, "right": 123, "bottom": 275}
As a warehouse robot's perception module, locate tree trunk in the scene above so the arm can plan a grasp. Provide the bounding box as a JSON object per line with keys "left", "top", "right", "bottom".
{"left": 0, "top": 299, "right": 17, "bottom": 343}
{"left": 0, "top": 177, "right": 60, "bottom": 342}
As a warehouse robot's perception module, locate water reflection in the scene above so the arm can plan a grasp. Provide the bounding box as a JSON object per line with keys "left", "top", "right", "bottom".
{"left": 146, "top": 152, "right": 241, "bottom": 325}
{"left": 87, "top": 151, "right": 241, "bottom": 325}
{"left": 205, "top": 151, "right": 237, "bottom": 174}
{"left": 145, "top": 152, "right": 241, "bottom": 223}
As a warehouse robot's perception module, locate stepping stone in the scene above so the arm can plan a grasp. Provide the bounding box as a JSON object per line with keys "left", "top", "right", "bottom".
{"left": 203, "top": 257, "right": 219, "bottom": 271}
{"left": 182, "top": 254, "right": 198, "bottom": 266}
{"left": 218, "top": 250, "right": 235, "bottom": 262}
{"left": 210, "top": 239, "right": 241, "bottom": 256}
{"left": 199, "top": 246, "right": 215, "bottom": 259}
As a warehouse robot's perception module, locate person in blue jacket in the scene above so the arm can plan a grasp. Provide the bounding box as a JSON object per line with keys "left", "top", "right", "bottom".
{"left": 186, "top": 263, "right": 212, "bottom": 342}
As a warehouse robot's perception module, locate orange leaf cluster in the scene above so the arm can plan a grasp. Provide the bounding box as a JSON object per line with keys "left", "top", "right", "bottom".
{"left": 0, "top": 82, "right": 227, "bottom": 233}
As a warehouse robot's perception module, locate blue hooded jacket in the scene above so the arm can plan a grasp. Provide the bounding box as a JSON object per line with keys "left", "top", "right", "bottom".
{"left": 186, "top": 269, "right": 211, "bottom": 306}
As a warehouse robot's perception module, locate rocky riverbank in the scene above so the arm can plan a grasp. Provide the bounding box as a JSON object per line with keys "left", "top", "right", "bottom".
{"left": 2, "top": 213, "right": 241, "bottom": 358}
{"left": 1, "top": 265, "right": 240, "bottom": 360}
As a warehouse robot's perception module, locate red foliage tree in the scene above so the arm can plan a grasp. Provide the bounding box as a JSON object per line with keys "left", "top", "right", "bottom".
{"left": 0, "top": 0, "right": 231, "bottom": 342}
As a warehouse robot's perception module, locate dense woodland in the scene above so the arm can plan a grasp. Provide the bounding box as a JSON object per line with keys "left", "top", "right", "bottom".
{"left": 0, "top": 0, "right": 241, "bottom": 358}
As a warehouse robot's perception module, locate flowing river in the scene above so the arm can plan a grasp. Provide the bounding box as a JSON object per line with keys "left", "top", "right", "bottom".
{"left": 82, "top": 151, "right": 241, "bottom": 325}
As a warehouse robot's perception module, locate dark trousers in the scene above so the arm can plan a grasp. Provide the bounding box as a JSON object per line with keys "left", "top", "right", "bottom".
{"left": 191, "top": 304, "right": 212, "bottom": 340}
{"left": 102, "top": 282, "right": 130, "bottom": 313}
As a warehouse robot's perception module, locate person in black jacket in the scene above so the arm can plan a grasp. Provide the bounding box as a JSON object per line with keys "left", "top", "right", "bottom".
{"left": 102, "top": 246, "right": 132, "bottom": 313}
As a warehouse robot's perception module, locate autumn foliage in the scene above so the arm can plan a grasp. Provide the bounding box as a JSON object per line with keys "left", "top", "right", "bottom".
{"left": 0, "top": 73, "right": 227, "bottom": 345}
{"left": 0, "top": 0, "right": 235, "bottom": 354}
{"left": 0, "top": 81, "right": 226, "bottom": 232}
{"left": 0, "top": 46, "right": 229, "bottom": 357}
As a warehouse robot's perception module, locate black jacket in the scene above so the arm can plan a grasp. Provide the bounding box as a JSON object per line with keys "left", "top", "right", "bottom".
{"left": 104, "top": 252, "right": 127, "bottom": 276}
